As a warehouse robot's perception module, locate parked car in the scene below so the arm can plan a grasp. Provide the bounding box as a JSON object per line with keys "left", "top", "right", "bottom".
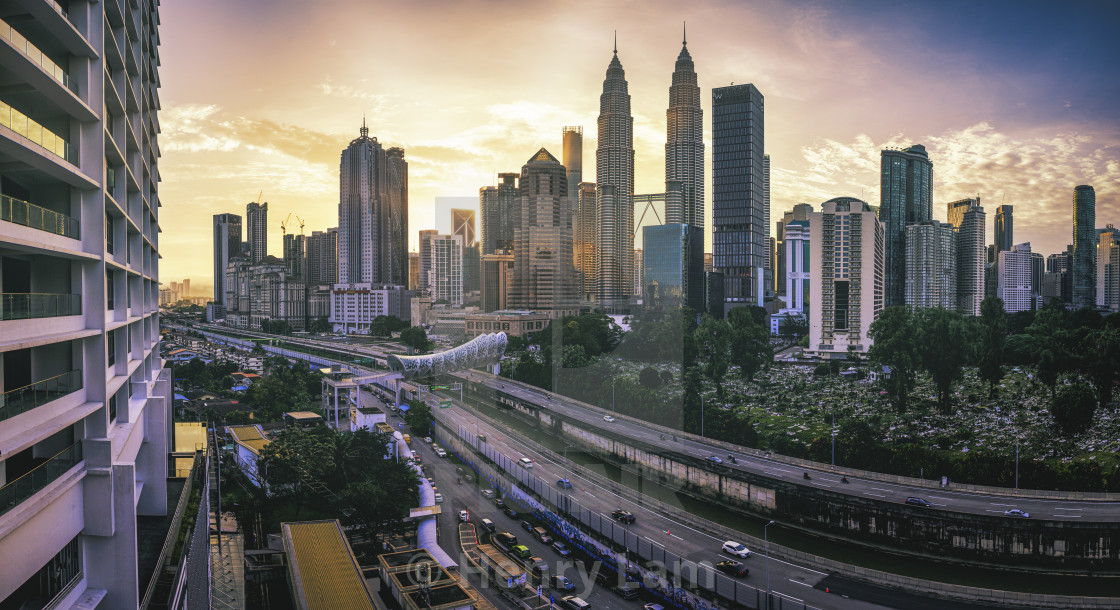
{"left": 424, "top": 436, "right": 433, "bottom": 444}
{"left": 435, "top": 448, "right": 447, "bottom": 458}
{"left": 707, "top": 455, "right": 724, "bottom": 464}
{"left": 481, "top": 489, "right": 496, "bottom": 499}
{"left": 481, "top": 519, "right": 496, "bottom": 533}
{"left": 603, "top": 415, "right": 615, "bottom": 423}
{"left": 551, "top": 575, "right": 576, "bottom": 591}
{"left": 557, "top": 478, "right": 573, "bottom": 489}
{"left": 1005, "top": 508, "right": 1031, "bottom": 518}
{"left": 520, "top": 520, "right": 534, "bottom": 532}
{"left": 495, "top": 498, "right": 507, "bottom": 509}
{"left": 504, "top": 508, "right": 519, "bottom": 519}
{"left": 433, "top": 493, "right": 444, "bottom": 503}
{"left": 532, "top": 527, "right": 553, "bottom": 544}
{"left": 613, "top": 582, "right": 640, "bottom": 599}
{"left": 715, "top": 560, "right": 748, "bottom": 577}
{"left": 611, "top": 509, "right": 636, "bottom": 524}
{"left": 552, "top": 541, "right": 572, "bottom": 557}
{"left": 721, "top": 541, "right": 751, "bottom": 558}
{"left": 559, "top": 596, "right": 590, "bottom": 610}
{"left": 904, "top": 497, "right": 932, "bottom": 508}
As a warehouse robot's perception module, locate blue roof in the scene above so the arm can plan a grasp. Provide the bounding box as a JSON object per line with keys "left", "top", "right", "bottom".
{"left": 231, "top": 385, "right": 249, "bottom": 391}
{"left": 174, "top": 393, "right": 188, "bottom": 401}
{"left": 398, "top": 404, "right": 410, "bottom": 412}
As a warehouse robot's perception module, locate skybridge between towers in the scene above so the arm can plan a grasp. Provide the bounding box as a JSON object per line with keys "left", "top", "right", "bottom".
{"left": 321, "top": 332, "right": 508, "bottom": 428}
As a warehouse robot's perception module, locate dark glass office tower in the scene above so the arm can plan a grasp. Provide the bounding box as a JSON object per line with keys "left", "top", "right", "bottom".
{"left": 879, "top": 144, "right": 933, "bottom": 307}
{"left": 1072, "top": 185, "right": 1096, "bottom": 308}
{"left": 712, "top": 83, "right": 765, "bottom": 312}
{"left": 643, "top": 223, "right": 704, "bottom": 312}
{"left": 995, "top": 204, "right": 1013, "bottom": 253}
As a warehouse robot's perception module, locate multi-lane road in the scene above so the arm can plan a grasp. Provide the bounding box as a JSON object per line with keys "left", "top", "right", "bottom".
{"left": 454, "top": 371, "right": 1120, "bottom": 523}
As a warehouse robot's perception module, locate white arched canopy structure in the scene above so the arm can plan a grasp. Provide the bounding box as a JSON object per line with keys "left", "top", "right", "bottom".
{"left": 387, "top": 332, "right": 508, "bottom": 380}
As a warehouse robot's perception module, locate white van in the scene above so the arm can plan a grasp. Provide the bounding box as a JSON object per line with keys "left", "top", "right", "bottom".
{"left": 519, "top": 457, "right": 534, "bottom": 468}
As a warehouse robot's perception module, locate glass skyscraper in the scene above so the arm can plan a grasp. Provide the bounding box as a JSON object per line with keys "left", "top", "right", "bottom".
{"left": 995, "top": 204, "right": 1014, "bottom": 253}
{"left": 712, "top": 83, "right": 766, "bottom": 312}
{"left": 1072, "top": 185, "right": 1096, "bottom": 309}
{"left": 642, "top": 223, "right": 705, "bottom": 312}
{"left": 338, "top": 121, "right": 408, "bottom": 285}
{"left": 596, "top": 40, "right": 635, "bottom": 305}
{"left": 879, "top": 144, "right": 933, "bottom": 307}
{"left": 665, "top": 30, "right": 704, "bottom": 229}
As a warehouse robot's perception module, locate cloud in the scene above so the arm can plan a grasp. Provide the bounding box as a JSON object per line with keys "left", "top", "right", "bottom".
{"left": 782, "top": 122, "right": 1120, "bottom": 256}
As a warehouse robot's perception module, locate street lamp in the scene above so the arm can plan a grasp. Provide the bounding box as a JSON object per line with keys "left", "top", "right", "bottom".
{"left": 700, "top": 394, "right": 704, "bottom": 438}
{"left": 764, "top": 520, "right": 775, "bottom": 609}
{"left": 612, "top": 377, "right": 616, "bottom": 412}
{"left": 564, "top": 444, "right": 573, "bottom": 465}
{"left": 831, "top": 412, "right": 836, "bottom": 466}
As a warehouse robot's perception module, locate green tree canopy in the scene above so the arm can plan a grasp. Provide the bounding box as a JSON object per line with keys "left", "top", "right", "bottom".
{"left": 727, "top": 306, "right": 772, "bottom": 381}
{"left": 978, "top": 297, "right": 1007, "bottom": 397}
{"left": 1051, "top": 382, "right": 1097, "bottom": 436}
{"left": 915, "top": 308, "right": 977, "bottom": 413}
{"left": 400, "top": 326, "right": 430, "bottom": 353}
{"left": 258, "top": 426, "right": 336, "bottom": 519}
{"left": 868, "top": 306, "right": 920, "bottom": 413}
{"left": 694, "top": 315, "right": 732, "bottom": 397}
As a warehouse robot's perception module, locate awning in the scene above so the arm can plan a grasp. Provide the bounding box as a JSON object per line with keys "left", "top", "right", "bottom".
{"left": 398, "top": 405, "right": 410, "bottom": 412}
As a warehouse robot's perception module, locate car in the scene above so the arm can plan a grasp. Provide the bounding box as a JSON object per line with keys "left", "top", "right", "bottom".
{"left": 905, "top": 497, "right": 932, "bottom": 508}
{"left": 1005, "top": 509, "right": 1031, "bottom": 518}
{"left": 521, "top": 520, "right": 534, "bottom": 532}
{"left": 644, "top": 605, "right": 665, "bottom": 610}
{"left": 715, "top": 560, "right": 748, "bottom": 577}
{"left": 550, "top": 575, "right": 576, "bottom": 591}
{"left": 707, "top": 455, "right": 724, "bottom": 464}
{"left": 433, "top": 493, "right": 444, "bottom": 503}
{"left": 519, "top": 457, "right": 535, "bottom": 468}
{"left": 481, "top": 489, "right": 496, "bottom": 499}
{"left": 557, "top": 478, "right": 573, "bottom": 489}
{"left": 603, "top": 415, "right": 615, "bottom": 423}
{"left": 559, "top": 596, "right": 590, "bottom": 610}
{"left": 613, "top": 582, "right": 640, "bottom": 599}
{"left": 504, "top": 508, "right": 519, "bottom": 519}
{"left": 611, "top": 509, "right": 636, "bottom": 524}
{"left": 492, "top": 532, "right": 517, "bottom": 548}
{"left": 551, "top": 541, "right": 572, "bottom": 557}
{"left": 424, "top": 437, "right": 433, "bottom": 444}
{"left": 721, "top": 541, "right": 751, "bottom": 558}
{"left": 435, "top": 448, "right": 447, "bottom": 458}
{"left": 459, "top": 510, "right": 470, "bottom": 523}
{"left": 511, "top": 544, "right": 532, "bottom": 559}
{"left": 495, "top": 498, "right": 507, "bottom": 509}
{"left": 532, "top": 527, "right": 553, "bottom": 544}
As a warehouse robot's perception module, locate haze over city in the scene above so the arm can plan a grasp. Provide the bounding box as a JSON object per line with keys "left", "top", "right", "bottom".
{"left": 158, "top": 0, "right": 1120, "bottom": 285}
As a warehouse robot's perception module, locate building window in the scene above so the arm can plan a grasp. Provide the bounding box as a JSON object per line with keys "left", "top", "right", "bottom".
{"left": 107, "top": 331, "right": 116, "bottom": 367}
{"left": 834, "top": 281, "right": 850, "bottom": 331}
{"left": 106, "top": 214, "right": 114, "bottom": 254}
{"left": 106, "top": 271, "right": 115, "bottom": 310}
{"left": 109, "top": 394, "right": 117, "bottom": 422}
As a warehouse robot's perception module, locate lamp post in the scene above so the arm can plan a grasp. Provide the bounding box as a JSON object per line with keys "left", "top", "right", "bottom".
{"left": 1015, "top": 436, "right": 1019, "bottom": 490}
{"left": 612, "top": 377, "right": 616, "bottom": 412}
{"left": 700, "top": 394, "right": 704, "bottom": 438}
{"left": 831, "top": 412, "right": 835, "bottom": 466}
{"left": 564, "top": 444, "right": 573, "bottom": 465}
{"left": 764, "top": 520, "right": 775, "bottom": 609}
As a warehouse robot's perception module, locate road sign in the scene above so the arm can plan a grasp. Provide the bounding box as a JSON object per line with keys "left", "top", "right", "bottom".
{"left": 439, "top": 399, "right": 452, "bottom": 409}
{"left": 431, "top": 385, "right": 451, "bottom": 390}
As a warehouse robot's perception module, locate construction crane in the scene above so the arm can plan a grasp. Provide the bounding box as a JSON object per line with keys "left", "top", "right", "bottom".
{"left": 280, "top": 212, "right": 292, "bottom": 238}
{"left": 295, "top": 215, "right": 306, "bottom": 236}
{"left": 256, "top": 190, "right": 264, "bottom": 203}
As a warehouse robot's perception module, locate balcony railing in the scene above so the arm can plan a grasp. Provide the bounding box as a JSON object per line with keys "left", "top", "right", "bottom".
{"left": 0, "top": 369, "right": 83, "bottom": 423}
{"left": 0, "top": 18, "right": 79, "bottom": 96}
{"left": 1, "top": 194, "right": 80, "bottom": 239}
{"left": 0, "top": 442, "right": 83, "bottom": 518}
{"left": 0, "top": 100, "right": 76, "bottom": 163}
{"left": 0, "top": 293, "right": 81, "bottom": 321}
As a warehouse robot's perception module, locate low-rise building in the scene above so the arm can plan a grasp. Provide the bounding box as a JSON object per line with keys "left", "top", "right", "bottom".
{"left": 329, "top": 283, "right": 412, "bottom": 334}
{"left": 283, "top": 520, "right": 377, "bottom": 610}
{"left": 465, "top": 310, "right": 550, "bottom": 338}
{"left": 228, "top": 425, "right": 271, "bottom": 487}
{"left": 350, "top": 405, "right": 388, "bottom": 433}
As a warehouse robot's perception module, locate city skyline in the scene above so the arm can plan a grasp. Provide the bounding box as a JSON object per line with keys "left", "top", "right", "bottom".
{"left": 158, "top": 1, "right": 1119, "bottom": 285}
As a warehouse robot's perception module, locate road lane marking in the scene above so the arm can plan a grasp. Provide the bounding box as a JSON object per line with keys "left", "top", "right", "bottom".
{"left": 989, "top": 503, "right": 1017, "bottom": 507}
{"left": 788, "top": 579, "right": 812, "bottom": 587}
{"left": 1053, "top": 515, "right": 1082, "bottom": 518}
{"left": 668, "top": 532, "right": 684, "bottom": 540}
{"left": 1055, "top": 507, "right": 1083, "bottom": 511}
{"left": 929, "top": 496, "right": 952, "bottom": 501}
{"left": 816, "top": 483, "right": 832, "bottom": 488}
{"left": 985, "top": 510, "right": 1005, "bottom": 513}
{"left": 871, "top": 487, "right": 894, "bottom": 492}
{"left": 931, "top": 503, "right": 947, "bottom": 507}
{"left": 863, "top": 492, "right": 885, "bottom": 498}
{"left": 774, "top": 592, "right": 803, "bottom": 603}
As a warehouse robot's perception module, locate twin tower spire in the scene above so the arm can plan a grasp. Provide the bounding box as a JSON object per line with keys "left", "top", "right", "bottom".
{"left": 595, "top": 23, "right": 703, "bottom": 304}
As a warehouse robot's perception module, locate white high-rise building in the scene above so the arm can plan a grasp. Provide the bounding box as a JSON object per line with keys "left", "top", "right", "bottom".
{"left": 0, "top": 2, "right": 169, "bottom": 607}
{"left": 808, "top": 198, "right": 885, "bottom": 359}
{"left": 998, "top": 243, "right": 1034, "bottom": 313}
{"left": 947, "top": 198, "right": 986, "bottom": 316}
{"left": 428, "top": 234, "right": 463, "bottom": 306}
{"left": 783, "top": 221, "right": 810, "bottom": 312}
{"left": 904, "top": 220, "right": 957, "bottom": 310}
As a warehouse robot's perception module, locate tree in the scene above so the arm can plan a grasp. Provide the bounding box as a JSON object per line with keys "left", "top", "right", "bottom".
{"left": 1037, "top": 349, "right": 1059, "bottom": 395}
{"left": 371, "top": 315, "right": 409, "bottom": 337}
{"left": 1003, "top": 334, "right": 1038, "bottom": 366}
{"left": 403, "top": 401, "right": 434, "bottom": 437}
{"left": 916, "top": 308, "right": 976, "bottom": 413}
{"left": 1083, "top": 327, "right": 1120, "bottom": 408}
{"left": 400, "top": 326, "right": 430, "bottom": 353}
{"left": 693, "top": 315, "right": 732, "bottom": 397}
{"left": 727, "top": 306, "right": 772, "bottom": 381}
{"left": 681, "top": 366, "right": 704, "bottom": 434}
{"left": 868, "top": 307, "right": 919, "bottom": 413}
{"left": 561, "top": 344, "right": 593, "bottom": 368}
{"left": 310, "top": 316, "right": 332, "bottom": 334}
{"left": 1051, "top": 382, "right": 1097, "bottom": 436}
{"left": 780, "top": 313, "right": 808, "bottom": 340}
{"left": 258, "top": 426, "right": 336, "bottom": 519}
{"left": 638, "top": 367, "right": 661, "bottom": 389}
{"left": 978, "top": 297, "right": 1007, "bottom": 397}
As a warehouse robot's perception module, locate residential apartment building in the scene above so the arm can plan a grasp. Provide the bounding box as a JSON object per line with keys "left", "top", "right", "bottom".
{"left": 0, "top": 2, "right": 170, "bottom": 606}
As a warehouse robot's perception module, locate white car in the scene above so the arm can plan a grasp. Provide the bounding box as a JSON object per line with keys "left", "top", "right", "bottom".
{"left": 722, "top": 541, "right": 751, "bottom": 558}
{"left": 519, "top": 457, "right": 534, "bottom": 468}
{"left": 435, "top": 448, "right": 447, "bottom": 458}
{"left": 424, "top": 436, "right": 433, "bottom": 444}
{"left": 603, "top": 415, "right": 616, "bottom": 423}
{"left": 459, "top": 510, "right": 470, "bottom": 523}
{"left": 434, "top": 493, "right": 444, "bottom": 503}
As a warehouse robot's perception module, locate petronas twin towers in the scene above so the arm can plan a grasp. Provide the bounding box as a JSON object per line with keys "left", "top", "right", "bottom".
{"left": 595, "top": 29, "right": 703, "bottom": 305}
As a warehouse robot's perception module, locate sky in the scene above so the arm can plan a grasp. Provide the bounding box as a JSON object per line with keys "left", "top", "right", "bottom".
{"left": 157, "top": 0, "right": 1120, "bottom": 292}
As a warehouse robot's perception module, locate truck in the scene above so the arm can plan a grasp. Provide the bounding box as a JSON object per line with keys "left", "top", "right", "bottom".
{"left": 403, "top": 433, "right": 411, "bottom": 445}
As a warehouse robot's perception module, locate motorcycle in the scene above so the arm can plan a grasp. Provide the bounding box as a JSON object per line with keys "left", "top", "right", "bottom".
{"left": 803, "top": 472, "right": 811, "bottom": 480}
{"left": 841, "top": 476, "right": 849, "bottom": 484}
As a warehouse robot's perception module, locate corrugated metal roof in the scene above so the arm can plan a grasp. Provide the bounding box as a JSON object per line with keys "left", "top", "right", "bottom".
{"left": 284, "top": 520, "right": 376, "bottom": 610}
{"left": 227, "top": 425, "right": 270, "bottom": 456}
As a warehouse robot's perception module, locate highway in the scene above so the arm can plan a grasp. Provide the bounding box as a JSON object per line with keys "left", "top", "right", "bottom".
{"left": 453, "top": 371, "right": 1120, "bottom": 523}
{"left": 425, "top": 393, "right": 893, "bottom": 610}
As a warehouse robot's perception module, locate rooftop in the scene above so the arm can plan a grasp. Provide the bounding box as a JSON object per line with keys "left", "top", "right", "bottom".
{"left": 227, "top": 425, "right": 270, "bottom": 456}
{"left": 283, "top": 520, "right": 376, "bottom": 610}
